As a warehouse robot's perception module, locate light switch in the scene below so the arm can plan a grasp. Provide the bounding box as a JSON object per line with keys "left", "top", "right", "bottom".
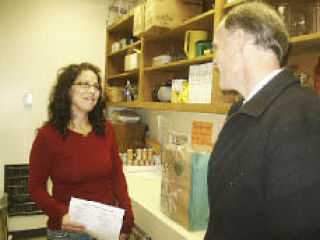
{"left": 24, "top": 92, "right": 33, "bottom": 106}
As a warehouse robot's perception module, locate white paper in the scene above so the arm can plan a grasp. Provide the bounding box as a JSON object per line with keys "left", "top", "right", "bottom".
{"left": 69, "top": 197, "right": 125, "bottom": 240}
{"left": 188, "top": 62, "right": 212, "bottom": 103}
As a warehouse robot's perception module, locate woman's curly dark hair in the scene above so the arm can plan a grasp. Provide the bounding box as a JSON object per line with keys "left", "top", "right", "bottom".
{"left": 47, "top": 62, "right": 106, "bottom": 136}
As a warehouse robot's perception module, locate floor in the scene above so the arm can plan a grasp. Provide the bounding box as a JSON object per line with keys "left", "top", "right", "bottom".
{"left": 8, "top": 237, "right": 46, "bottom": 240}
{"left": 8, "top": 233, "right": 46, "bottom": 240}
{"left": 27, "top": 238, "right": 46, "bottom": 240}
{"left": 21, "top": 238, "right": 45, "bottom": 240}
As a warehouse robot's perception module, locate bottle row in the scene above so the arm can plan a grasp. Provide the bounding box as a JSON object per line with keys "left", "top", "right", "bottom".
{"left": 120, "top": 147, "right": 158, "bottom": 166}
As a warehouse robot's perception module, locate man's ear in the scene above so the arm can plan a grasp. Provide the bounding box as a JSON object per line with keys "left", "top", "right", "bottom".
{"left": 231, "top": 28, "right": 246, "bottom": 53}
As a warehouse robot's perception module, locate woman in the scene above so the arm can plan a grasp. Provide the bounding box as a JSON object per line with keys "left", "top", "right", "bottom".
{"left": 29, "top": 63, "right": 133, "bottom": 240}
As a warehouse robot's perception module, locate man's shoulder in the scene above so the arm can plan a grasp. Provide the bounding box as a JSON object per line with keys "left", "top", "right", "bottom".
{"left": 264, "top": 83, "right": 320, "bottom": 126}
{"left": 275, "top": 83, "right": 320, "bottom": 111}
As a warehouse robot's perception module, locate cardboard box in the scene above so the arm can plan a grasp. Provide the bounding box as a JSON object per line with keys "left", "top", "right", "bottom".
{"left": 124, "top": 54, "right": 131, "bottom": 72}
{"left": 124, "top": 52, "right": 140, "bottom": 71}
{"left": 143, "top": 0, "right": 202, "bottom": 36}
{"left": 133, "top": 4, "right": 145, "bottom": 37}
{"left": 152, "top": 55, "right": 171, "bottom": 66}
{"left": 130, "top": 52, "right": 140, "bottom": 70}
{"left": 111, "top": 42, "right": 120, "bottom": 53}
{"left": 183, "top": 0, "right": 213, "bottom": 11}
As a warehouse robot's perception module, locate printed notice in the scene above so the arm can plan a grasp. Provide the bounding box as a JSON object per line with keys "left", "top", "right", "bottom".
{"left": 69, "top": 197, "right": 125, "bottom": 240}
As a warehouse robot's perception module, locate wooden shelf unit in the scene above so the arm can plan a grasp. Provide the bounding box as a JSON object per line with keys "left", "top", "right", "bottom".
{"left": 107, "top": 10, "right": 134, "bottom": 33}
{"left": 290, "top": 33, "right": 320, "bottom": 55}
{"left": 107, "top": 101, "right": 230, "bottom": 114}
{"left": 144, "top": 55, "right": 213, "bottom": 72}
{"left": 224, "top": 0, "right": 247, "bottom": 9}
{"left": 108, "top": 40, "right": 141, "bottom": 57}
{"left": 105, "top": 0, "right": 320, "bottom": 113}
{"left": 144, "top": 9, "right": 215, "bottom": 43}
{"left": 107, "top": 70, "right": 139, "bottom": 80}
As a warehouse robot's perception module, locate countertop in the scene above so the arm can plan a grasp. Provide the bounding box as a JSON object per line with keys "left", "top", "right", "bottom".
{"left": 125, "top": 170, "right": 206, "bottom": 240}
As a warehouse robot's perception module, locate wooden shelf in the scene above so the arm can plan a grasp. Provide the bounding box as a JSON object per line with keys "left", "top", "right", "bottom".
{"left": 177, "top": 9, "right": 215, "bottom": 33}
{"left": 108, "top": 41, "right": 141, "bottom": 57}
{"left": 224, "top": 0, "right": 247, "bottom": 9}
{"left": 107, "top": 101, "right": 140, "bottom": 108}
{"left": 144, "top": 55, "right": 213, "bottom": 72}
{"left": 145, "top": 9, "right": 215, "bottom": 42}
{"left": 107, "top": 70, "right": 139, "bottom": 80}
{"left": 290, "top": 32, "right": 320, "bottom": 55}
{"left": 223, "top": 0, "right": 310, "bottom": 10}
{"left": 107, "top": 101, "right": 231, "bottom": 114}
{"left": 107, "top": 11, "right": 134, "bottom": 33}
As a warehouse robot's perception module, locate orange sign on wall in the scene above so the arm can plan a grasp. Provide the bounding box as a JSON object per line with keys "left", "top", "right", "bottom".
{"left": 191, "top": 121, "right": 213, "bottom": 146}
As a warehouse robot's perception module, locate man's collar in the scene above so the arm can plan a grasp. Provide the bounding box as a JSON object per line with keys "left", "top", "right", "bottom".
{"left": 243, "top": 69, "right": 283, "bottom": 104}
{"left": 233, "top": 69, "right": 299, "bottom": 118}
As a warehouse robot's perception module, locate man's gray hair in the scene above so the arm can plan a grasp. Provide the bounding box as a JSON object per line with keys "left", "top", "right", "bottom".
{"left": 223, "top": 2, "right": 289, "bottom": 66}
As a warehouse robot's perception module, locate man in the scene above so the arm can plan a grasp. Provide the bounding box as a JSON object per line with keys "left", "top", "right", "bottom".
{"left": 206, "top": 2, "right": 320, "bottom": 240}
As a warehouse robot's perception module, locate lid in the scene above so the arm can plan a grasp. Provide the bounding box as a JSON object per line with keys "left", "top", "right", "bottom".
{"left": 0, "top": 192, "right": 7, "bottom": 207}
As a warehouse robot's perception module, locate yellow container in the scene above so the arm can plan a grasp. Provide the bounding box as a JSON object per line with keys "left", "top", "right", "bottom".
{"left": 184, "top": 31, "right": 208, "bottom": 59}
{"left": 172, "top": 79, "right": 188, "bottom": 103}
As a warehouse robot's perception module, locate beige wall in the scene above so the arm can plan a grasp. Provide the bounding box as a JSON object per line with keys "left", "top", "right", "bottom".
{"left": 0, "top": 0, "right": 115, "bottom": 192}
{"left": 136, "top": 109, "right": 226, "bottom": 146}
{"left": 109, "top": 107, "right": 227, "bottom": 151}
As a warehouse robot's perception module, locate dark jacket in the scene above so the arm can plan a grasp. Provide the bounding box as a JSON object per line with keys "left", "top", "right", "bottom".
{"left": 205, "top": 70, "right": 320, "bottom": 240}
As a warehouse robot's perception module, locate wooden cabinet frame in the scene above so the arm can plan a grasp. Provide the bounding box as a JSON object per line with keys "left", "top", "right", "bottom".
{"left": 105, "top": 0, "right": 320, "bottom": 113}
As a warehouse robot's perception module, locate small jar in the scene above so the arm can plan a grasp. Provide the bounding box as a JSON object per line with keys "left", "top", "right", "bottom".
{"left": 127, "top": 149, "right": 134, "bottom": 161}
{"left": 147, "top": 148, "right": 153, "bottom": 161}
{"left": 135, "top": 148, "right": 142, "bottom": 160}
{"left": 142, "top": 148, "right": 147, "bottom": 161}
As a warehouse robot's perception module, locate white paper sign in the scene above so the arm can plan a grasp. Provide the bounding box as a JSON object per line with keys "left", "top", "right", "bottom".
{"left": 69, "top": 197, "right": 125, "bottom": 240}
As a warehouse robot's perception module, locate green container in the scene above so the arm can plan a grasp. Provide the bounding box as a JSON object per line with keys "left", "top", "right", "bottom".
{"left": 196, "top": 41, "right": 212, "bottom": 57}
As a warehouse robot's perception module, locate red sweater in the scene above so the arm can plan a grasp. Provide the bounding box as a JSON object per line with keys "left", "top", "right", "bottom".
{"left": 28, "top": 121, "right": 134, "bottom": 234}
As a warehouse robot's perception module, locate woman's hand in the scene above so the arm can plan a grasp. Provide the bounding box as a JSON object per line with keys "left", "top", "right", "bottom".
{"left": 61, "top": 214, "right": 86, "bottom": 233}
{"left": 119, "top": 233, "right": 129, "bottom": 240}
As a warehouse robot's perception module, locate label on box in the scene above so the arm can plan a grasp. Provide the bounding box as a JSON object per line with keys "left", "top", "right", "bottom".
{"left": 172, "top": 79, "right": 187, "bottom": 103}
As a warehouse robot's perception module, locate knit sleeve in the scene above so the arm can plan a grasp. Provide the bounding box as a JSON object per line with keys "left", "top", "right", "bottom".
{"left": 108, "top": 122, "right": 134, "bottom": 234}
{"left": 28, "top": 126, "right": 68, "bottom": 227}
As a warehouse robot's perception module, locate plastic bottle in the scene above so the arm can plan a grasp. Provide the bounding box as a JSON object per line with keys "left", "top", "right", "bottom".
{"left": 314, "top": 57, "right": 320, "bottom": 95}
{"left": 125, "top": 80, "right": 132, "bottom": 101}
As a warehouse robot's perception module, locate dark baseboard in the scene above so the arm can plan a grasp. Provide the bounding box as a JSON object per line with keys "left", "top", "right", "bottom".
{"left": 9, "top": 228, "right": 46, "bottom": 239}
